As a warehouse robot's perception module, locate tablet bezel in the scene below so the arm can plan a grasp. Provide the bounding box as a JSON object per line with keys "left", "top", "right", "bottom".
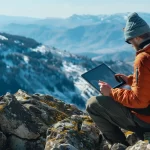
{"left": 81, "top": 63, "right": 126, "bottom": 93}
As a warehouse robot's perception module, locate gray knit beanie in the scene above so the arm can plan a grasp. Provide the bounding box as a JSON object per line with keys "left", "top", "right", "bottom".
{"left": 124, "top": 12, "right": 150, "bottom": 43}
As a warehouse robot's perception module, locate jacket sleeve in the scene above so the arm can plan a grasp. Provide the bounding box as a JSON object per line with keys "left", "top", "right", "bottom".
{"left": 127, "top": 75, "right": 133, "bottom": 86}
{"left": 110, "top": 55, "right": 150, "bottom": 108}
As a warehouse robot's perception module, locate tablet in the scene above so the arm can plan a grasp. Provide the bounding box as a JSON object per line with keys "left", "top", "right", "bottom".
{"left": 81, "top": 63, "right": 126, "bottom": 93}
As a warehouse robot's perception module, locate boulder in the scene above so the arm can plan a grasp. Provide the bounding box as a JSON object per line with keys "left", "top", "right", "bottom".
{"left": 111, "top": 143, "right": 127, "bottom": 150}
{"left": 126, "top": 140, "right": 149, "bottom": 150}
{"left": 8, "top": 135, "right": 45, "bottom": 150}
{"left": 0, "top": 131, "right": 7, "bottom": 150}
{"left": 45, "top": 115, "right": 100, "bottom": 150}
{"left": 0, "top": 93, "right": 41, "bottom": 139}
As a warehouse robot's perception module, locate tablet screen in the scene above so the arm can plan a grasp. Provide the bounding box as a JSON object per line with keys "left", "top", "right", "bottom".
{"left": 81, "top": 63, "right": 122, "bottom": 91}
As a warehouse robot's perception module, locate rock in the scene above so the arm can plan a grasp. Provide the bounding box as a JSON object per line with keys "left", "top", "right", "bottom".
{"left": 45, "top": 115, "right": 100, "bottom": 150}
{"left": 0, "top": 93, "right": 41, "bottom": 139}
{"left": 8, "top": 135, "right": 45, "bottom": 150}
{"left": 81, "top": 119, "right": 99, "bottom": 143}
{"left": 99, "top": 141, "right": 110, "bottom": 150}
{"left": 3, "top": 90, "right": 149, "bottom": 150}
{"left": 39, "top": 95, "right": 55, "bottom": 101}
{"left": 126, "top": 133, "right": 139, "bottom": 146}
{"left": 0, "top": 131, "right": 7, "bottom": 150}
{"left": 111, "top": 143, "right": 127, "bottom": 150}
{"left": 64, "top": 103, "right": 83, "bottom": 116}
{"left": 0, "top": 90, "right": 101, "bottom": 150}
{"left": 52, "top": 144, "right": 78, "bottom": 150}
{"left": 147, "top": 144, "right": 150, "bottom": 149}
{"left": 14, "top": 89, "right": 31, "bottom": 101}
{"left": 126, "top": 140, "right": 149, "bottom": 150}
{"left": 15, "top": 90, "right": 68, "bottom": 126}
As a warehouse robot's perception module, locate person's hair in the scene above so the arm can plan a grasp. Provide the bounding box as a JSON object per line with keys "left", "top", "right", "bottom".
{"left": 139, "top": 32, "right": 150, "bottom": 40}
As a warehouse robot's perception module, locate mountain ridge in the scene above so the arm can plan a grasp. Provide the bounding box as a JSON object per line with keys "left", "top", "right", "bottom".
{"left": 2, "top": 13, "right": 148, "bottom": 61}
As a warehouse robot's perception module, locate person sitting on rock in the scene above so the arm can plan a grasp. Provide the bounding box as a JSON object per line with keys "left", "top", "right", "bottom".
{"left": 86, "top": 12, "right": 150, "bottom": 147}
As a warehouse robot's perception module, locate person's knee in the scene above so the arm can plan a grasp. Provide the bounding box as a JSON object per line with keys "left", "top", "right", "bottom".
{"left": 96, "top": 96, "right": 114, "bottom": 107}
{"left": 86, "top": 96, "right": 114, "bottom": 112}
{"left": 86, "top": 96, "right": 98, "bottom": 112}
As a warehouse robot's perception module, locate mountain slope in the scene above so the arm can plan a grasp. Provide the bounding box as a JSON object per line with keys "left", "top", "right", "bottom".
{"left": 0, "top": 32, "right": 133, "bottom": 108}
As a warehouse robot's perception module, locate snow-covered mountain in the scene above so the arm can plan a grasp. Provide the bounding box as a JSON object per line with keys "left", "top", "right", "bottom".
{"left": 1, "top": 13, "right": 148, "bottom": 61}
{"left": 0, "top": 32, "right": 133, "bottom": 109}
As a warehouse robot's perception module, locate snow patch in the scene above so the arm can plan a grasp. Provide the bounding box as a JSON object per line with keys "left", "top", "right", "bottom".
{"left": 6, "top": 65, "right": 10, "bottom": 69}
{"left": 14, "top": 40, "right": 20, "bottom": 44}
{"left": 23, "top": 56, "right": 29, "bottom": 63}
{"left": 31, "top": 45, "right": 49, "bottom": 53}
{"left": 0, "top": 35, "right": 8, "bottom": 41}
{"left": 14, "top": 40, "right": 24, "bottom": 46}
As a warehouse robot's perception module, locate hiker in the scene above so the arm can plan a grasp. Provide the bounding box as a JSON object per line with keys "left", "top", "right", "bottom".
{"left": 86, "top": 12, "right": 150, "bottom": 146}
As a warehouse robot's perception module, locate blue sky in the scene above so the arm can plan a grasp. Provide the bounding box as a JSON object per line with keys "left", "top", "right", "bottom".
{"left": 0, "top": 0, "right": 150, "bottom": 18}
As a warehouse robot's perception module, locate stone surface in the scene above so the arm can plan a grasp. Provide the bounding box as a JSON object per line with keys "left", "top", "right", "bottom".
{"left": 111, "top": 143, "right": 127, "bottom": 150}
{"left": 126, "top": 133, "right": 139, "bottom": 146}
{"left": 0, "top": 90, "right": 149, "bottom": 150}
{"left": 45, "top": 115, "right": 100, "bottom": 150}
{"left": 8, "top": 135, "right": 45, "bottom": 150}
{"left": 0, "top": 90, "right": 88, "bottom": 150}
{"left": 0, "top": 93, "right": 41, "bottom": 139}
{"left": 0, "top": 131, "right": 7, "bottom": 150}
{"left": 126, "top": 140, "right": 149, "bottom": 150}
{"left": 54, "top": 144, "right": 78, "bottom": 150}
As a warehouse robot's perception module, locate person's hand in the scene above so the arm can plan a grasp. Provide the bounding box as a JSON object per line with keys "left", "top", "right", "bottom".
{"left": 115, "top": 74, "right": 128, "bottom": 83}
{"left": 98, "top": 81, "right": 112, "bottom": 96}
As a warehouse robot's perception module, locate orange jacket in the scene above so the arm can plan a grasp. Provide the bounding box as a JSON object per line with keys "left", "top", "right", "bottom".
{"left": 110, "top": 44, "right": 150, "bottom": 123}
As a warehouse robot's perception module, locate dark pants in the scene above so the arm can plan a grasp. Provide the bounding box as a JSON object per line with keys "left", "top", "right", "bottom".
{"left": 86, "top": 96, "right": 150, "bottom": 145}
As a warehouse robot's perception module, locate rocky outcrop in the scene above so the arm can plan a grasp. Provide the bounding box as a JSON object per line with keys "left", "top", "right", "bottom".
{"left": 0, "top": 89, "right": 149, "bottom": 150}
{"left": 126, "top": 141, "right": 150, "bottom": 150}
{"left": 0, "top": 93, "right": 41, "bottom": 140}
{"left": 0, "top": 89, "right": 85, "bottom": 150}
{"left": 45, "top": 115, "right": 100, "bottom": 150}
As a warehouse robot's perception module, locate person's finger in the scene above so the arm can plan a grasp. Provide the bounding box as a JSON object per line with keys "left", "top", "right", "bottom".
{"left": 99, "top": 80, "right": 107, "bottom": 84}
{"left": 98, "top": 83, "right": 105, "bottom": 88}
{"left": 98, "top": 83, "right": 102, "bottom": 87}
{"left": 99, "top": 83, "right": 107, "bottom": 87}
{"left": 98, "top": 82, "right": 106, "bottom": 85}
{"left": 100, "top": 86, "right": 103, "bottom": 90}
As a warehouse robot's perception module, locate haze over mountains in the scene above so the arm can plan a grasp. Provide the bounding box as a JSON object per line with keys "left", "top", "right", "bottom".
{"left": 1, "top": 12, "right": 150, "bottom": 62}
